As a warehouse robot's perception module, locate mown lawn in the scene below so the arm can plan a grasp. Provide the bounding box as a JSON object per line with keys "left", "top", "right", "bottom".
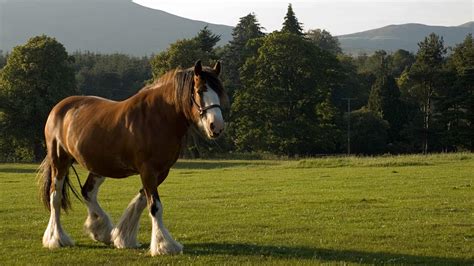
{"left": 0, "top": 153, "right": 472, "bottom": 264}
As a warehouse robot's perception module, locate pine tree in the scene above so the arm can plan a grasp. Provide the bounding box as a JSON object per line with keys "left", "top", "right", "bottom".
{"left": 282, "top": 4, "right": 303, "bottom": 36}
{"left": 229, "top": 13, "right": 265, "bottom": 48}
{"left": 437, "top": 34, "right": 474, "bottom": 151}
{"left": 367, "top": 73, "right": 404, "bottom": 145}
{"left": 406, "top": 33, "right": 447, "bottom": 153}
{"left": 221, "top": 13, "right": 265, "bottom": 96}
{"left": 195, "top": 26, "right": 221, "bottom": 53}
{"left": 150, "top": 27, "right": 220, "bottom": 79}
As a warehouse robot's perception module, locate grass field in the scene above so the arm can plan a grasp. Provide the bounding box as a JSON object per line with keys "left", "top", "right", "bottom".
{"left": 0, "top": 153, "right": 473, "bottom": 264}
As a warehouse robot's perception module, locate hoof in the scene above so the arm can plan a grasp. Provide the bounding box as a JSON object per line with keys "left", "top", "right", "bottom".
{"left": 150, "top": 240, "right": 183, "bottom": 256}
{"left": 84, "top": 213, "right": 113, "bottom": 244}
{"left": 111, "top": 228, "right": 140, "bottom": 249}
{"left": 42, "top": 232, "right": 75, "bottom": 249}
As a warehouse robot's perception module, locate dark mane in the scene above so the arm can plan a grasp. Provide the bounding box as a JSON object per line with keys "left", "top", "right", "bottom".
{"left": 145, "top": 67, "right": 228, "bottom": 118}
{"left": 174, "top": 66, "right": 227, "bottom": 101}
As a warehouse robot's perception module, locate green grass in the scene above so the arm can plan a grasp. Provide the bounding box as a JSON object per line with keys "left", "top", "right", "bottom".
{"left": 0, "top": 153, "right": 473, "bottom": 264}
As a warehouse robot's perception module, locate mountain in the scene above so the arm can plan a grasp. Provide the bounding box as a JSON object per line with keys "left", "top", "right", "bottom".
{"left": 0, "top": 0, "right": 233, "bottom": 56}
{"left": 338, "top": 22, "right": 474, "bottom": 55}
{"left": 1, "top": 0, "right": 472, "bottom": 56}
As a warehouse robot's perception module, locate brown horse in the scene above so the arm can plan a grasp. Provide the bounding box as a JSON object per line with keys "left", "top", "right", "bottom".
{"left": 37, "top": 61, "right": 228, "bottom": 255}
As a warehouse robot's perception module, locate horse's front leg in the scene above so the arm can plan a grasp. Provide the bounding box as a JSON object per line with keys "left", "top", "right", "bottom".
{"left": 82, "top": 173, "right": 113, "bottom": 244}
{"left": 141, "top": 167, "right": 183, "bottom": 256}
{"left": 111, "top": 189, "right": 147, "bottom": 248}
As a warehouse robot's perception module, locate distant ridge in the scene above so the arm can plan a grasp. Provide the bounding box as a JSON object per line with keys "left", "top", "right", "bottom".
{"left": 458, "top": 21, "right": 474, "bottom": 28}
{"left": 337, "top": 22, "right": 474, "bottom": 54}
{"left": 0, "top": 0, "right": 233, "bottom": 56}
{"left": 1, "top": 0, "right": 472, "bottom": 56}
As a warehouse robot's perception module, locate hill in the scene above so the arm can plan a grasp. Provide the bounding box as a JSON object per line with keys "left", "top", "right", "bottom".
{"left": 1, "top": 0, "right": 472, "bottom": 56}
{"left": 0, "top": 0, "right": 233, "bottom": 56}
{"left": 338, "top": 22, "right": 474, "bottom": 54}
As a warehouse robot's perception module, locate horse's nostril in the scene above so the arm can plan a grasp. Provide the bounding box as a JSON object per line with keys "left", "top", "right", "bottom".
{"left": 210, "top": 122, "right": 215, "bottom": 130}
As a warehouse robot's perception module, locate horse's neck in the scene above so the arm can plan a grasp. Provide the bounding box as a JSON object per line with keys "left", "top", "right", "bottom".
{"left": 128, "top": 81, "right": 189, "bottom": 136}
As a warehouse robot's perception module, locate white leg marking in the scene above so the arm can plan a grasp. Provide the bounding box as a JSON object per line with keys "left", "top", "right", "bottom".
{"left": 83, "top": 176, "right": 113, "bottom": 244}
{"left": 149, "top": 200, "right": 183, "bottom": 256}
{"left": 111, "top": 192, "right": 147, "bottom": 248}
{"left": 42, "top": 178, "right": 74, "bottom": 249}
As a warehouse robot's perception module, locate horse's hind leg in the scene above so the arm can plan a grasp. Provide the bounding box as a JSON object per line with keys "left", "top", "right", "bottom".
{"left": 42, "top": 146, "right": 74, "bottom": 249}
{"left": 111, "top": 189, "right": 147, "bottom": 248}
{"left": 82, "top": 173, "right": 114, "bottom": 244}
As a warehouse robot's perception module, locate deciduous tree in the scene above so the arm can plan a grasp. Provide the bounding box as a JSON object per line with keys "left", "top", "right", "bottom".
{"left": 233, "top": 32, "right": 340, "bottom": 155}
{"left": 0, "top": 35, "right": 76, "bottom": 161}
{"left": 306, "top": 29, "right": 342, "bottom": 55}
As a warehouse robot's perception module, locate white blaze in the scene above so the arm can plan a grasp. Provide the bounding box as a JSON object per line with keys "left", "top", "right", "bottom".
{"left": 202, "top": 84, "right": 224, "bottom": 137}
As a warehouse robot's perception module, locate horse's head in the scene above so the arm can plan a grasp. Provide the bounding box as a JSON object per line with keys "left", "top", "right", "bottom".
{"left": 190, "top": 60, "right": 228, "bottom": 139}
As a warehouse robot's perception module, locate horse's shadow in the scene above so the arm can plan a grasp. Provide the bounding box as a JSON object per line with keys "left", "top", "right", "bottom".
{"left": 173, "top": 161, "right": 262, "bottom": 169}
{"left": 77, "top": 242, "right": 472, "bottom": 264}
{"left": 183, "top": 242, "right": 472, "bottom": 264}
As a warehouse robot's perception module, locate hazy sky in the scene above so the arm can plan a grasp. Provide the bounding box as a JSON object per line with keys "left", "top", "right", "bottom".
{"left": 133, "top": 0, "right": 473, "bottom": 35}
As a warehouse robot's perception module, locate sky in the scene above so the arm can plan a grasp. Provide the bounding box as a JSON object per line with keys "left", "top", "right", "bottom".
{"left": 132, "top": 0, "right": 473, "bottom": 35}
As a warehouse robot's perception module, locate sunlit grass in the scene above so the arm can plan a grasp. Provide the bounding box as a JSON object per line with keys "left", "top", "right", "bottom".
{"left": 0, "top": 153, "right": 472, "bottom": 264}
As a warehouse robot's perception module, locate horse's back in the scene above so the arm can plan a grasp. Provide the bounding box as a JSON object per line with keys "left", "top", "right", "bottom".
{"left": 50, "top": 95, "right": 118, "bottom": 117}
{"left": 46, "top": 95, "right": 121, "bottom": 139}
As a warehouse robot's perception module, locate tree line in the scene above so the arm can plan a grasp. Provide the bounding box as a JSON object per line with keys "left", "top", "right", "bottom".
{"left": 0, "top": 4, "right": 472, "bottom": 161}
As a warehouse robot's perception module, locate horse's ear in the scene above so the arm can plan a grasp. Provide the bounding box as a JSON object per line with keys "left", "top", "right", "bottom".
{"left": 213, "top": 61, "right": 221, "bottom": 76}
{"left": 194, "top": 60, "right": 202, "bottom": 76}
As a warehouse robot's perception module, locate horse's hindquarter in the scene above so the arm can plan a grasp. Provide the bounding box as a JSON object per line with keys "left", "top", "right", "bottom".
{"left": 48, "top": 96, "right": 137, "bottom": 177}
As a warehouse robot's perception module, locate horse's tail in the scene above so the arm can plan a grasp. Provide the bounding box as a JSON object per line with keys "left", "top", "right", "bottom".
{"left": 37, "top": 157, "right": 77, "bottom": 212}
{"left": 37, "top": 157, "right": 53, "bottom": 211}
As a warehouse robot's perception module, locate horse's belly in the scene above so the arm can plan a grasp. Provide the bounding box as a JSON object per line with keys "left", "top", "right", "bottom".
{"left": 67, "top": 131, "right": 138, "bottom": 178}
{"left": 74, "top": 152, "right": 137, "bottom": 178}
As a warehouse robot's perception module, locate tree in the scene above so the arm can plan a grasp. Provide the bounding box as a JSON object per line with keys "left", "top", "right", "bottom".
{"left": 332, "top": 55, "right": 371, "bottom": 112}
{"left": 233, "top": 32, "right": 340, "bottom": 155}
{"left": 150, "top": 27, "right": 220, "bottom": 79}
{"left": 405, "top": 33, "right": 447, "bottom": 153}
{"left": 357, "top": 50, "right": 389, "bottom": 76}
{"left": 391, "top": 49, "right": 415, "bottom": 77}
{"left": 0, "top": 35, "right": 76, "bottom": 161}
{"left": 73, "top": 52, "right": 151, "bottom": 100}
{"left": 150, "top": 38, "right": 206, "bottom": 79}
{"left": 367, "top": 73, "right": 406, "bottom": 147}
{"left": 220, "top": 13, "right": 265, "bottom": 96}
{"left": 0, "top": 50, "right": 6, "bottom": 69}
{"left": 194, "top": 26, "right": 221, "bottom": 55}
{"left": 349, "top": 108, "right": 389, "bottom": 154}
{"left": 306, "top": 29, "right": 342, "bottom": 55}
{"left": 436, "top": 34, "right": 474, "bottom": 151}
{"left": 281, "top": 4, "right": 303, "bottom": 36}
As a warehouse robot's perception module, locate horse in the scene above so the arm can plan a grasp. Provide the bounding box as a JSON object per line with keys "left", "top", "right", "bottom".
{"left": 37, "top": 60, "right": 228, "bottom": 256}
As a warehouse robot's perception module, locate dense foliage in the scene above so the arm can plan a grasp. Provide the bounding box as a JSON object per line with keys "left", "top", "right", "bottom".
{"left": 0, "top": 9, "right": 472, "bottom": 161}
{"left": 73, "top": 52, "right": 151, "bottom": 101}
{"left": 0, "top": 36, "right": 76, "bottom": 161}
{"left": 232, "top": 32, "right": 340, "bottom": 155}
